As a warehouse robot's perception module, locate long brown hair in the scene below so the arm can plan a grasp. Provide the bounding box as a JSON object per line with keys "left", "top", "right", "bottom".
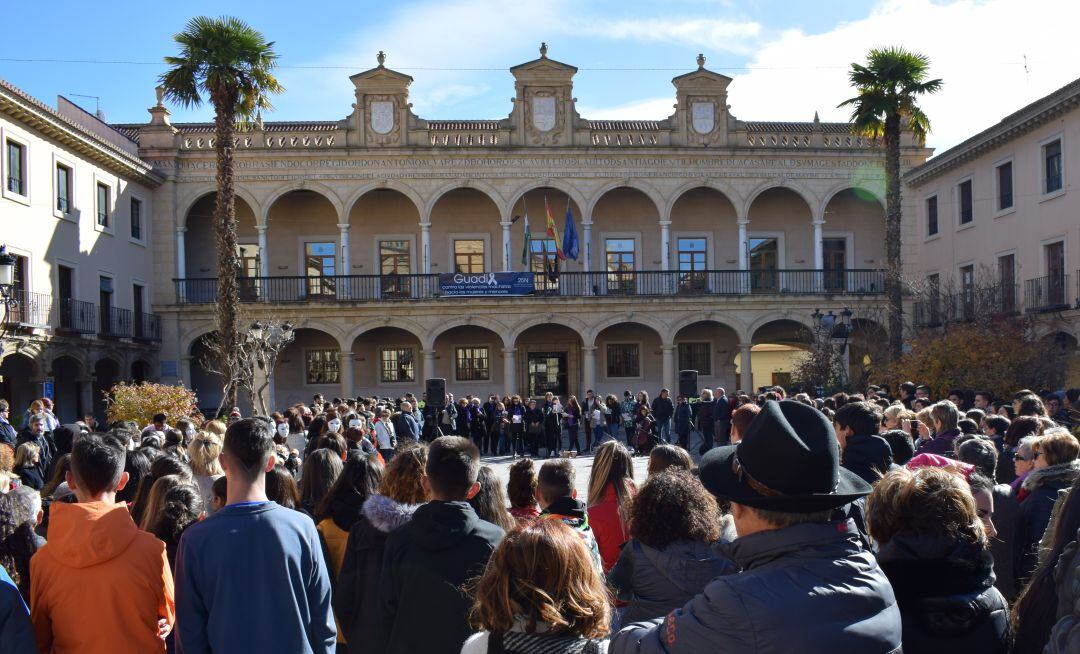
{"left": 587, "top": 440, "right": 635, "bottom": 524}
{"left": 379, "top": 442, "right": 428, "bottom": 505}
{"left": 470, "top": 520, "right": 610, "bottom": 639}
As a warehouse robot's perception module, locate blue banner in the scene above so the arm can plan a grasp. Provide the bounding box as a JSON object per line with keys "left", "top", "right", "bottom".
{"left": 439, "top": 272, "right": 535, "bottom": 297}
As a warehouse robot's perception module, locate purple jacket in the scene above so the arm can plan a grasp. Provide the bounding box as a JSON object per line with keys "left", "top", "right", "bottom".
{"left": 915, "top": 428, "right": 961, "bottom": 457}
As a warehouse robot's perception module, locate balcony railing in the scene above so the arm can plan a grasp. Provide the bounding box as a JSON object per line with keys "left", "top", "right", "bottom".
{"left": 134, "top": 311, "right": 162, "bottom": 342}
{"left": 56, "top": 298, "right": 97, "bottom": 334}
{"left": 5, "top": 290, "right": 52, "bottom": 326}
{"left": 913, "top": 283, "right": 1022, "bottom": 327}
{"left": 1025, "top": 274, "right": 1071, "bottom": 313}
{"left": 100, "top": 306, "right": 134, "bottom": 338}
{"left": 173, "top": 269, "right": 886, "bottom": 305}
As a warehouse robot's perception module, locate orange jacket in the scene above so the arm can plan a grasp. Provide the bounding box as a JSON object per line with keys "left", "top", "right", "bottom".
{"left": 30, "top": 500, "right": 174, "bottom": 653}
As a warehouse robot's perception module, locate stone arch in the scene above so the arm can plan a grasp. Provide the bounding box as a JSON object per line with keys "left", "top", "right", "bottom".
{"left": 423, "top": 179, "right": 506, "bottom": 223}
{"left": 289, "top": 318, "right": 348, "bottom": 351}
{"left": 747, "top": 314, "right": 816, "bottom": 344}
{"left": 586, "top": 179, "right": 665, "bottom": 218}
{"left": 45, "top": 349, "right": 87, "bottom": 377}
{"left": 505, "top": 180, "right": 589, "bottom": 222}
{"left": 131, "top": 358, "right": 154, "bottom": 383}
{"left": 507, "top": 313, "right": 590, "bottom": 347}
{"left": 584, "top": 314, "right": 669, "bottom": 347}
{"left": 343, "top": 180, "right": 426, "bottom": 223}
{"left": 819, "top": 182, "right": 886, "bottom": 216}
{"left": 261, "top": 181, "right": 344, "bottom": 226}
{"left": 180, "top": 322, "right": 218, "bottom": 357}
{"left": 178, "top": 186, "right": 262, "bottom": 229}
{"left": 741, "top": 180, "right": 818, "bottom": 219}
{"left": 668, "top": 313, "right": 747, "bottom": 341}
{"left": 426, "top": 315, "right": 512, "bottom": 350}
{"left": 346, "top": 319, "right": 429, "bottom": 351}
{"left": 664, "top": 180, "right": 742, "bottom": 219}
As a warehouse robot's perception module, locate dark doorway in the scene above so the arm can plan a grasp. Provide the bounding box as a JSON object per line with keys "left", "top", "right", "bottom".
{"left": 527, "top": 352, "right": 567, "bottom": 399}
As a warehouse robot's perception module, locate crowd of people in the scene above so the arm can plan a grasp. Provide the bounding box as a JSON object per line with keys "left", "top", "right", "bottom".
{"left": 0, "top": 382, "right": 1078, "bottom": 653}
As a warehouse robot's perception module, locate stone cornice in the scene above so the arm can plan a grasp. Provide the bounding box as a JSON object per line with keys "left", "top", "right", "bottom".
{"left": 905, "top": 75, "right": 1080, "bottom": 186}
{"left": 0, "top": 79, "right": 163, "bottom": 187}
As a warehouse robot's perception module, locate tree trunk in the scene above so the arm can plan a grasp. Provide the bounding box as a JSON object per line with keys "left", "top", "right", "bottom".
{"left": 212, "top": 91, "right": 242, "bottom": 410}
{"left": 884, "top": 116, "right": 904, "bottom": 362}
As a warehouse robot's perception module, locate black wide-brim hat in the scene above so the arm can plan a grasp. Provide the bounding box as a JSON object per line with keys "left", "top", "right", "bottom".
{"left": 699, "top": 400, "right": 871, "bottom": 513}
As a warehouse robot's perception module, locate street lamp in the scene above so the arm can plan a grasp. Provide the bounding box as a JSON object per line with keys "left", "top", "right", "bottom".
{"left": 246, "top": 320, "right": 295, "bottom": 413}
{"left": 812, "top": 307, "right": 854, "bottom": 391}
{"left": 0, "top": 246, "right": 19, "bottom": 336}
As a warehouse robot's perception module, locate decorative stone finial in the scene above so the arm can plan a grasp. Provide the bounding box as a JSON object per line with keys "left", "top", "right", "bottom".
{"left": 813, "top": 111, "right": 820, "bottom": 123}
{"left": 540, "top": 42, "right": 548, "bottom": 58}
{"left": 255, "top": 110, "right": 264, "bottom": 130}
{"left": 154, "top": 86, "right": 165, "bottom": 107}
{"left": 696, "top": 53, "right": 706, "bottom": 69}
{"left": 377, "top": 51, "right": 386, "bottom": 66}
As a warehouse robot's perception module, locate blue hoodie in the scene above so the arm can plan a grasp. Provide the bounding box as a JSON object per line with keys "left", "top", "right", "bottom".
{"left": 174, "top": 501, "right": 335, "bottom": 653}
{"left": 0, "top": 566, "right": 35, "bottom": 654}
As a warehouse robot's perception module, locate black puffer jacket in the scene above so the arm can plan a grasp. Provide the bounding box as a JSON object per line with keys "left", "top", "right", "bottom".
{"left": 1016, "top": 461, "right": 1080, "bottom": 585}
{"left": 334, "top": 494, "right": 419, "bottom": 654}
{"left": 378, "top": 500, "right": 504, "bottom": 654}
{"left": 1045, "top": 528, "right": 1080, "bottom": 654}
{"left": 612, "top": 519, "right": 901, "bottom": 653}
{"left": 876, "top": 534, "right": 1010, "bottom": 653}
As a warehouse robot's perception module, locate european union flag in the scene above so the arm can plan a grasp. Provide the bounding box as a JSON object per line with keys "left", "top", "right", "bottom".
{"left": 562, "top": 203, "right": 579, "bottom": 261}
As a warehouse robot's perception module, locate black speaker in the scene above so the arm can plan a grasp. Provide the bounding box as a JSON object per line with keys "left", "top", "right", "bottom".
{"left": 679, "top": 370, "right": 698, "bottom": 398}
{"left": 425, "top": 378, "right": 446, "bottom": 409}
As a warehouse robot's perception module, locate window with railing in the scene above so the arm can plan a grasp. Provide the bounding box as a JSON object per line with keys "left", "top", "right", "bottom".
{"left": 996, "top": 161, "right": 1013, "bottom": 210}
{"left": 380, "top": 347, "right": 415, "bottom": 383}
{"left": 927, "top": 273, "right": 941, "bottom": 324}
{"left": 305, "top": 349, "right": 340, "bottom": 385}
{"left": 56, "top": 163, "right": 71, "bottom": 213}
{"left": 1044, "top": 139, "right": 1063, "bottom": 194}
{"left": 960, "top": 264, "right": 975, "bottom": 320}
{"left": 530, "top": 238, "right": 559, "bottom": 290}
{"left": 605, "top": 239, "right": 635, "bottom": 292}
{"left": 96, "top": 183, "right": 110, "bottom": 227}
{"left": 380, "top": 240, "right": 412, "bottom": 296}
{"left": 6, "top": 140, "right": 25, "bottom": 196}
{"left": 998, "top": 254, "right": 1016, "bottom": 313}
{"left": 677, "top": 237, "right": 707, "bottom": 292}
{"left": 454, "top": 239, "right": 485, "bottom": 273}
{"left": 606, "top": 343, "right": 640, "bottom": 378}
{"left": 958, "top": 179, "right": 973, "bottom": 225}
{"left": 455, "top": 346, "right": 490, "bottom": 381}
{"left": 678, "top": 342, "right": 711, "bottom": 376}
{"left": 305, "top": 241, "right": 337, "bottom": 297}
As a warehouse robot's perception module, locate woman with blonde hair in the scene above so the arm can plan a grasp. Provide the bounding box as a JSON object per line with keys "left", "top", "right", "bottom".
{"left": 866, "top": 466, "right": 1009, "bottom": 652}
{"left": 1016, "top": 429, "right": 1080, "bottom": 583}
{"left": 463, "top": 519, "right": 611, "bottom": 653}
{"left": 201, "top": 419, "right": 227, "bottom": 436}
{"left": 587, "top": 440, "right": 636, "bottom": 571}
{"left": 188, "top": 431, "right": 225, "bottom": 515}
{"left": 13, "top": 442, "right": 43, "bottom": 490}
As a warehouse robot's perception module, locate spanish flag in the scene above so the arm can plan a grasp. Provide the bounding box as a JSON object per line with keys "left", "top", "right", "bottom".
{"left": 544, "top": 195, "right": 566, "bottom": 261}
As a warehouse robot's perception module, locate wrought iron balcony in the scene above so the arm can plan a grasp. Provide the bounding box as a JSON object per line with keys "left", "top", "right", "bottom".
{"left": 134, "top": 311, "right": 162, "bottom": 342}
{"left": 1025, "top": 274, "right": 1071, "bottom": 313}
{"left": 173, "top": 269, "right": 886, "bottom": 305}
{"left": 99, "top": 306, "right": 134, "bottom": 338}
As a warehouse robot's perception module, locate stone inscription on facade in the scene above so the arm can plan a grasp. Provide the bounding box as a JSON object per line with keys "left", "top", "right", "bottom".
{"left": 170, "top": 156, "right": 883, "bottom": 171}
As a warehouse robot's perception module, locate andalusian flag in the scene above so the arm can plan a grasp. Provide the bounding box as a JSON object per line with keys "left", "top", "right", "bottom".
{"left": 545, "top": 196, "right": 566, "bottom": 261}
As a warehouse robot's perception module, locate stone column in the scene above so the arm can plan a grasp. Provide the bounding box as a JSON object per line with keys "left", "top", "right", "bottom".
{"left": 737, "top": 218, "right": 750, "bottom": 293}
{"left": 661, "top": 344, "right": 675, "bottom": 393}
{"left": 503, "top": 348, "right": 517, "bottom": 395}
{"left": 812, "top": 217, "right": 825, "bottom": 292}
{"left": 180, "top": 356, "right": 193, "bottom": 387}
{"left": 423, "top": 348, "right": 437, "bottom": 382}
{"left": 659, "top": 220, "right": 671, "bottom": 270}
{"left": 582, "top": 345, "right": 597, "bottom": 395}
{"left": 256, "top": 225, "right": 269, "bottom": 277}
{"left": 175, "top": 227, "right": 187, "bottom": 302}
{"left": 339, "top": 350, "right": 354, "bottom": 400}
{"left": 421, "top": 223, "right": 432, "bottom": 274}
{"left": 582, "top": 221, "right": 593, "bottom": 273}
{"left": 738, "top": 343, "right": 754, "bottom": 392}
{"left": 501, "top": 221, "right": 512, "bottom": 272}
{"left": 338, "top": 223, "right": 351, "bottom": 274}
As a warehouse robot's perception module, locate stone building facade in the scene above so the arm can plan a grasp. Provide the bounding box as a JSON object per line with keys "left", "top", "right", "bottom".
{"left": 0, "top": 79, "right": 162, "bottom": 422}
{"left": 116, "top": 47, "right": 931, "bottom": 410}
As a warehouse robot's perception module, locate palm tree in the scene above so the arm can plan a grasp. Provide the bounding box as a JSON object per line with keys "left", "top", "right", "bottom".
{"left": 839, "top": 47, "right": 941, "bottom": 362}
{"left": 160, "top": 16, "right": 283, "bottom": 407}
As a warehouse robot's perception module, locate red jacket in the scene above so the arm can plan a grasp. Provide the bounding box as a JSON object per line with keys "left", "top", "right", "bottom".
{"left": 588, "top": 482, "right": 635, "bottom": 572}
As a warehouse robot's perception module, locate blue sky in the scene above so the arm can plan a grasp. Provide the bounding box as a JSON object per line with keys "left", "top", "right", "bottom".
{"left": 3, "top": 0, "right": 1078, "bottom": 151}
